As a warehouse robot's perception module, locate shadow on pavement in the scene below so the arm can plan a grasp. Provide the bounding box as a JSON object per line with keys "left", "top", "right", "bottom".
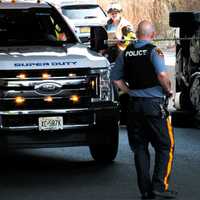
{"left": 0, "top": 149, "right": 136, "bottom": 200}
{"left": 0, "top": 149, "right": 114, "bottom": 186}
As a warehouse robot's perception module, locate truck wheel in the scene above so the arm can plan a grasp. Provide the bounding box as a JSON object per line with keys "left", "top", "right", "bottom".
{"left": 188, "top": 29, "right": 200, "bottom": 75}
{"left": 175, "top": 48, "right": 184, "bottom": 92}
{"left": 89, "top": 123, "right": 119, "bottom": 163}
{"left": 189, "top": 33, "right": 200, "bottom": 65}
{"left": 190, "top": 76, "right": 200, "bottom": 112}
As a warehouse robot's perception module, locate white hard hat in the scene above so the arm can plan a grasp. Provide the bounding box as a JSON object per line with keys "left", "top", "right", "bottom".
{"left": 107, "top": 3, "right": 122, "bottom": 13}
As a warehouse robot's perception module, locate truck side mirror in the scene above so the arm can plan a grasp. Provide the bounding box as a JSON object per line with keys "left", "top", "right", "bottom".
{"left": 90, "top": 26, "right": 108, "bottom": 52}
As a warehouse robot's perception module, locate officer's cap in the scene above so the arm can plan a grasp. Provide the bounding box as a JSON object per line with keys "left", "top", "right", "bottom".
{"left": 107, "top": 3, "right": 122, "bottom": 13}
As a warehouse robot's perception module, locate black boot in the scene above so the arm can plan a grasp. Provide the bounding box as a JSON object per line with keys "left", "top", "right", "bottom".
{"left": 152, "top": 190, "right": 177, "bottom": 199}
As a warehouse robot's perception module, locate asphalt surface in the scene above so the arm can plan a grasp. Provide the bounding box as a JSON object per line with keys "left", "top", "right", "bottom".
{"left": 0, "top": 125, "right": 200, "bottom": 200}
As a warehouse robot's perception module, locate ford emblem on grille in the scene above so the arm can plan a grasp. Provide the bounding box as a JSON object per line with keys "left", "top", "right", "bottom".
{"left": 35, "top": 82, "right": 62, "bottom": 95}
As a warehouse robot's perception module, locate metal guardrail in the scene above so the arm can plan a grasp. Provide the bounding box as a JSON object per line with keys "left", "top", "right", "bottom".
{"left": 104, "top": 37, "right": 200, "bottom": 49}
{"left": 153, "top": 37, "right": 200, "bottom": 41}
{"left": 106, "top": 37, "right": 200, "bottom": 43}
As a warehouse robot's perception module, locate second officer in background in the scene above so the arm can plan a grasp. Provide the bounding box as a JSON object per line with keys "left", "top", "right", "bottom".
{"left": 105, "top": 2, "right": 136, "bottom": 62}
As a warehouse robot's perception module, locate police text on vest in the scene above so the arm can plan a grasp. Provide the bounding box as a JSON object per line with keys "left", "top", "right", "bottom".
{"left": 125, "top": 50, "right": 147, "bottom": 57}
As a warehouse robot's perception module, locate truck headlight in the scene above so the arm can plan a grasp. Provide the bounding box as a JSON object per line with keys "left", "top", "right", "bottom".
{"left": 91, "top": 68, "right": 113, "bottom": 102}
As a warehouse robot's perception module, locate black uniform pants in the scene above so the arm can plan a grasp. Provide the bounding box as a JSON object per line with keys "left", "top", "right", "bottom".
{"left": 127, "top": 97, "right": 175, "bottom": 194}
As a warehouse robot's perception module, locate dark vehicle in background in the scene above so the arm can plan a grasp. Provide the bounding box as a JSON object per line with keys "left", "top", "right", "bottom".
{"left": 0, "top": 0, "right": 119, "bottom": 162}
{"left": 170, "top": 11, "right": 200, "bottom": 125}
{"left": 48, "top": 0, "right": 107, "bottom": 43}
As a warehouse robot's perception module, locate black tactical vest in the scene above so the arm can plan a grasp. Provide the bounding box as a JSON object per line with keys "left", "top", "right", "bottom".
{"left": 124, "top": 43, "right": 160, "bottom": 89}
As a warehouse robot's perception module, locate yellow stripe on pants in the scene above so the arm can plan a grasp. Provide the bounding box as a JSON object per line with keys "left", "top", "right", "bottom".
{"left": 164, "top": 116, "right": 175, "bottom": 191}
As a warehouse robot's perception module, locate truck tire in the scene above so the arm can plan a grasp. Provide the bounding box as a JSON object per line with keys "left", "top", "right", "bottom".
{"left": 189, "top": 29, "right": 200, "bottom": 75}
{"left": 175, "top": 48, "right": 188, "bottom": 92}
{"left": 89, "top": 123, "right": 119, "bottom": 163}
{"left": 190, "top": 75, "right": 200, "bottom": 112}
{"left": 175, "top": 48, "right": 183, "bottom": 92}
{"left": 170, "top": 12, "right": 200, "bottom": 27}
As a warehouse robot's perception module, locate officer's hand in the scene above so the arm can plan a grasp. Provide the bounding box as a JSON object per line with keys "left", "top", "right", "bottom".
{"left": 117, "top": 40, "right": 126, "bottom": 50}
{"left": 166, "top": 90, "right": 173, "bottom": 98}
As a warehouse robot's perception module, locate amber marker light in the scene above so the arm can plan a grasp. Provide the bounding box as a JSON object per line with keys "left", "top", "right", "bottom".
{"left": 44, "top": 96, "right": 53, "bottom": 102}
{"left": 11, "top": 0, "right": 16, "bottom": 3}
{"left": 42, "top": 73, "right": 51, "bottom": 79}
{"left": 17, "top": 73, "right": 27, "bottom": 79}
{"left": 15, "top": 96, "right": 25, "bottom": 104}
{"left": 70, "top": 95, "right": 80, "bottom": 103}
{"left": 68, "top": 73, "right": 76, "bottom": 77}
{"left": 91, "top": 80, "right": 96, "bottom": 89}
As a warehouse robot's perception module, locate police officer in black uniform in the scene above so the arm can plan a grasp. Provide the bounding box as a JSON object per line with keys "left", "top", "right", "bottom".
{"left": 111, "top": 20, "right": 177, "bottom": 199}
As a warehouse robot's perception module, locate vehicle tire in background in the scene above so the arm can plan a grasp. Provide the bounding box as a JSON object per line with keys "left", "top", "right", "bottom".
{"left": 190, "top": 75, "right": 200, "bottom": 112}
{"left": 175, "top": 48, "right": 185, "bottom": 92}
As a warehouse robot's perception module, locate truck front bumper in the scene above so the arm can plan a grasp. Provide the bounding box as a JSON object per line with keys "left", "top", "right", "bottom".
{"left": 0, "top": 102, "right": 119, "bottom": 148}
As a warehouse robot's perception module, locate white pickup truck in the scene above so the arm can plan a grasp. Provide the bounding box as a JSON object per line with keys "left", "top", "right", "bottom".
{"left": 0, "top": 0, "right": 119, "bottom": 162}
{"left": 46, "top": 0, "right": 107, "bottom": 43}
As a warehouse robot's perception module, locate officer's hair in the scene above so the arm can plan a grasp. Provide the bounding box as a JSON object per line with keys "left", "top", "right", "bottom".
{"left": 136, "top": 21, "right": 155, "bottom": 36}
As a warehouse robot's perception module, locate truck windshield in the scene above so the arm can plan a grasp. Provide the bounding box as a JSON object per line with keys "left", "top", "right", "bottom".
{"left": 0, "top": 8, "right": 78, "bottom": 46}
{"left": 61, "top": 5, "right": 106, "bottom": 19}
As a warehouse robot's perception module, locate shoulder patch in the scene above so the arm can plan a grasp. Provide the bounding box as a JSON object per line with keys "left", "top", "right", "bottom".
{"left": 155, "top": 48, "right": 164, "bottom": 58}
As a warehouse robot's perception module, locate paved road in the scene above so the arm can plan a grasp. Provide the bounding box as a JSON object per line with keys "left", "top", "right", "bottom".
{"left": 0, "top": 126, "right": 200, "bottom": 200}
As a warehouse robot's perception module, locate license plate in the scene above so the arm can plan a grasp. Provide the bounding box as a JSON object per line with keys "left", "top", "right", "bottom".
{"left": 39, "top": 116, "right": 63, "bottom": 131}
{"left": 80, "top": 27, "right": 90, "bottom": 33}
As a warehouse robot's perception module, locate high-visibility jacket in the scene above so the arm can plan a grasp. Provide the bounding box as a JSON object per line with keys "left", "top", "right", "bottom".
{"left": 106, "top": 17, "right": 136, "bottom": 50}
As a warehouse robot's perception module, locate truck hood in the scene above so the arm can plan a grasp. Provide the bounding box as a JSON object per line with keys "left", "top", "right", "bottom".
{"left": 0, "top": 44, "right": 109, "bottom": 70}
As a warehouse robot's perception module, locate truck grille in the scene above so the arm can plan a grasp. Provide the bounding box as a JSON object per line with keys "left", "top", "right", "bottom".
{"left": 0, "top": 97, "right": 90, "bottom": 110}
{"left": 0, "top": 68, "right": 99, "bottom": 111}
